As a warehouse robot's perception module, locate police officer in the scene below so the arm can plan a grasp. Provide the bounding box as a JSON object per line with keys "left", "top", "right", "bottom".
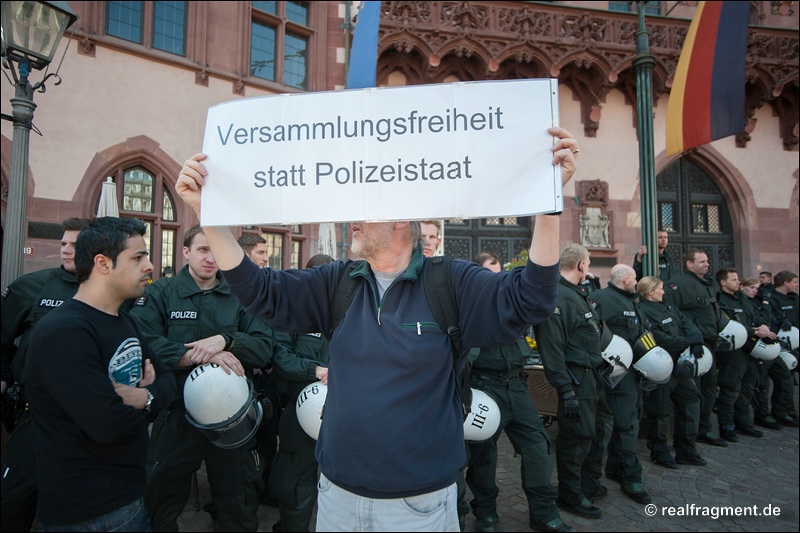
{"left": 130, "top": 226, "right": 274, "bottom": 531}
{"left": 587, "top": 264, "right": 651, "bottom": 504}
{"left": 714, "top": 268, "right": 753, "bottom": 442}
{"left": 664, "top": 249, "right": 731, "bottom": 448}
{"left": 768, "top": 271, "right": 800, "bottom": 427}
{"left": 633, "top": 229, "right": 678, "bottom": 283}
{"left": 237, "top": 232, "right": 282, "bottom": 507}
{"left": 461, "top": 253, "right": 571, "bottom": 533}
{"left": 237, "top": 233, "right": 268, "bottom": 268}
{"left": 729, "top": 277, "right": 776, "bottom": 437}
{"left": 758, "top": 271, "right": 774, "bottom": 301}
{"left": 740, "top": 278, "right": 784, "bottom": 430}
{"left": 535, "top": 244, "right": 609, "bottom": 520}
{"left": 269, "top": 254, "right": 333, "bottom": 533}
{"left": 1, "top": 217, "right": 90, "bottom": 532}
{"left": 637, "top": 276, "right": 707, "bottom": 467}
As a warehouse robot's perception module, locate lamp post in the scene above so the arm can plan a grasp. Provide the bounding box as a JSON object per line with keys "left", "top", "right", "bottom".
{"left": 1, "top": 1, "right": 77, "bottom": 289}
{"left": 633, "top": 1, "right": 658, "bottom": 278}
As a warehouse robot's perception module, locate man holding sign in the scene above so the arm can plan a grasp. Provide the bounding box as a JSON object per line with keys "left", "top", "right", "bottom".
{"left": 175, "top": 125, "right": 577, "bottom": 532}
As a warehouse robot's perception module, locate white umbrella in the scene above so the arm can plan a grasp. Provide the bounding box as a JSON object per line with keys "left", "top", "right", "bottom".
{"left": 97, "top": 177, "right": 120, "bottom": 217}
{"left": 318, "top": 223, "right": 337, "bottom": 259}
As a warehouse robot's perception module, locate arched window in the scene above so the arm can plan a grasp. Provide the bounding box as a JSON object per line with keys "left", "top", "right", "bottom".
{"left": 94, "top": 165, "right": 182, "bottom": 279}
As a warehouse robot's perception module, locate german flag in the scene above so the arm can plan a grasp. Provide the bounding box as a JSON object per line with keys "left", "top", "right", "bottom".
{"left": 665, "top": 2, "right": 749, "bottom": 156}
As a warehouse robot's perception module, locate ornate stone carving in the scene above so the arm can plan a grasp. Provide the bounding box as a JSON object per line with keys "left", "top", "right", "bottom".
{"left": 78, "top": 37, "right": 95, "bottom": 57}
{"left": 233, "top": 79, "right": 245, "bottom": 96}
{"left": 580, "top": 207, "right": 611, "bottom": 249}
{"left": 772, "top": 1, "right": 795, "bottom": 16}
{"left": 376, "top": 1, "right": 798, "bottom": 150}
{"left": 575, "top": 179, "right": 616, "bottom": 255}
{"left": 580, "top": 179, "right": 609, "bottom": 205}
{"left": 195, "top": 70, "right": 209, "bottom": 87}
{"left": 440, "top": 2, "right": 490, "bottom": 31}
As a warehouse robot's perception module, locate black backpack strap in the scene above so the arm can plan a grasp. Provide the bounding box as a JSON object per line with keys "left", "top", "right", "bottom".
{"left": 423, "top": 256, "right": 461, "bottom": 363}
{"left": 329, "top": 260, "right": 363, "bottom": 336}
{"left": 423, "top": 256, "right": 471, "bottom": 419}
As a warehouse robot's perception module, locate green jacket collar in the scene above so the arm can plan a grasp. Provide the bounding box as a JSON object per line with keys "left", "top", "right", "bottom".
{"left": 57, "top": 265, "right": 79, "bottom": 284}
{"left": 605, "top": 281, "right": 638, "bottom": 301}
{"left": 560, "top": 275, "right": 590, "bottom": 298}
{"left": 174, "top": 265, "right": 230, "bottom": 297}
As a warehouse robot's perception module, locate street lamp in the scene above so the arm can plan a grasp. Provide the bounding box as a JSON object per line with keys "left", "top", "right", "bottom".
{"left": 1, "top": 1, "right": 77, "bottom": 288}
{"left": 633, "top": 1, "right": 658, "bottom": 278}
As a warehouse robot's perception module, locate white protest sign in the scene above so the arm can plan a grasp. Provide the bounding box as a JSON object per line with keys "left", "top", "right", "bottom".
{"left": 200, "top": 79, "right": 561, "bottom": 226}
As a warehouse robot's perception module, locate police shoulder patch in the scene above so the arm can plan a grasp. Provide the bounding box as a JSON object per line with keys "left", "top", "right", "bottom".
{"left": 553, "top": 307, "right": 561, "bottom": 315}
{"left": 669, "top": 283, "right": 678, "bottom": 291}
{"left": 134, "top": 296, "right": 147, "bottom": 307}
{"left": 2, "top": 287, "right": 9, "bottom": 298}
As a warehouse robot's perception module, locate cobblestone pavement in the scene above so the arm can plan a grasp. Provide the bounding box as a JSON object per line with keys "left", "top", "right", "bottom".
{"left": 21, "top": 389, "right": 796, "bottom": 532}
{"left": 176, "top": 387, "right": 798, "bottom": 532}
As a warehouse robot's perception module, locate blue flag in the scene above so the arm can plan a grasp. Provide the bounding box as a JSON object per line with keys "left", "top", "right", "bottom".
{"left": 346, "top": 1, "right": 381, "bottom": 89}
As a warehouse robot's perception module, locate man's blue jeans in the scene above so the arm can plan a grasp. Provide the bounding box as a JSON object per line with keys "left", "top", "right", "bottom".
{"left": 42, "top": 497, "right": 151, "bottom": 532}
{"left": 316, "top": 473, "right": 459, "bottom": 531}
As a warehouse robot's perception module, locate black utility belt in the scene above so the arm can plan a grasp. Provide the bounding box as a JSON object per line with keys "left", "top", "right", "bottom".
{"left": 474, "top": 371, "right": 526, "bottom": 383}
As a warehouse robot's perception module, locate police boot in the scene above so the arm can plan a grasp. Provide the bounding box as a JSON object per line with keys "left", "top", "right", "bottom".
{"left": 719, "top": 424, "right": 738, "bottom": 442}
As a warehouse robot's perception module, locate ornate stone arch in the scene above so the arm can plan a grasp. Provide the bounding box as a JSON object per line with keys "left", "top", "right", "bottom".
{"left": 72, "top": 135, "right": 187, "bottom": 278}
{"left": 73, "top": 135, "right": 183, "bottom": 221}
{"left": 433, "top": 36, "right": 492, "bottom": 71}
{"left": 377, "top": 47, "right": 428, "bottom": 86}
{"left": 554, "top": 53, "right": 612, "bottom": 137}
{"left": 430, "top": 48, "right": 487, "bottom": 82}
{"left": 491, "top": 43, "right": 550, "bottom": 78}
{"left": 630, "top": 146, "right": 758, "bottom": 269}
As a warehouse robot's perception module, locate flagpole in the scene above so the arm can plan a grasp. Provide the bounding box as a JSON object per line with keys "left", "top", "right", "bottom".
{"left": 634, "top": 2, "right": 658, "bottom": 278}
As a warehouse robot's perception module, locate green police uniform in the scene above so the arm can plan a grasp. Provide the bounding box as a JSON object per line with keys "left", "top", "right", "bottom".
{"left": 534, "top": 276, "right": 608, "bottom": 507}
{"left": 768, "top": 290, "right": 799, "bottom": 423}
{"left": 130, "top": 265, "right": 272, "bottom": 532}
{"left": 716, "top": 290, "right": 751, "bottom": 438}
{"left": 462, "top": 337, "right": 560, "bottom": 527}
{"left": 268, "top": 331, "right": 329, "bottom": 532}
{"left": 1, "top": 267, "right": 79, "bottom": 533}
{"left": 728, "top": 293, "right": 768, "bottom": 432}
{"left": 633, "top": 250, "right": 678, "bottom": 283}
{"left": 587, "top": 284, "right": 644, "bottom": 487}
{"left": 638, "top": 298, "right": 704, "bottom": 463}
{"left": 747, "top": 294, "right": 782, "bottom": 427}
{"left": 664, "top": 272, "right": 726, "bottom": 437}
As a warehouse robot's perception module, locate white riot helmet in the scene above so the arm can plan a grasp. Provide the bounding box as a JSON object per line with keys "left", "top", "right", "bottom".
{"left": 632, "top": 332, "right": 673, "bottom": 385}
{"left": 718, "top": 316, "right": 748, "bottom": 350}
{"left": 695, "top": 345, "right": 713, "bottom": 377}
{"left": 296, "top": 381, "right": 328, "bottom": 440}
{"left": 600, "top": 326, "right": 633, "bottom": 388}
{"left": 463, "top": 389, "right": 501, "bottom": 442}
{"left": 778, "top": 349, "right": 798, "bottom": 371}
{"left": 777, "top": 326, "right": 799, "bottom": 352}
{"left": 184, "top": 364, "right": 263, "bottom": 449}
{"left": 679, "top": 345, "right": 712, "bottom": 377}
{"left": 744, "top": 338, "right": 781, "bottom": 361}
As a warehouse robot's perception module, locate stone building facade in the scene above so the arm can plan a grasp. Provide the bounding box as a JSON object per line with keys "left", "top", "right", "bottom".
{"left": 1, "top": 1, "right": 797, "bottom": 281}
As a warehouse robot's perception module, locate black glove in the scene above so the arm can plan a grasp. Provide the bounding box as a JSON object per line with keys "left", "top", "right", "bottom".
{"left": 714, "top": 339, "right": 733, "bottom": 353}
{"left": 781, "top": 319, "right": 793, "bottom": 331}
{"left": 563, "top": 390, "right": 580, "bottom": 420}
{"left": 691, "top": 344, "right": 705, "bottom": 359}
{"left": 675, "top": 352, "right": 696, "bottom": 380}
